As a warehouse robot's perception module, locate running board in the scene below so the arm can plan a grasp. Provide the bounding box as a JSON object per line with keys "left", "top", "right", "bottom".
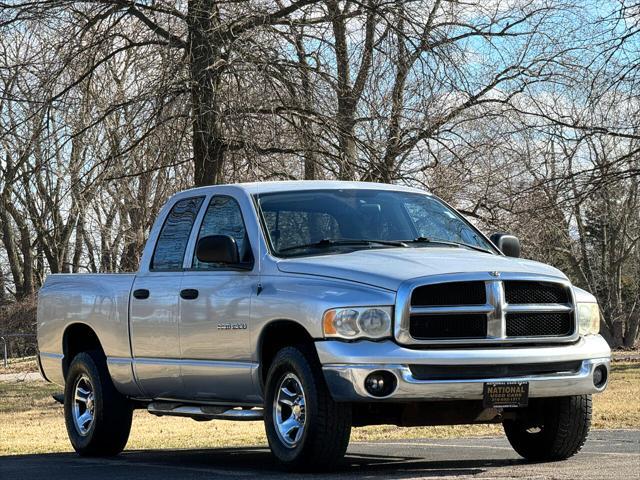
{"left": 147, "top": 402, "right": 263, "bottom": 421}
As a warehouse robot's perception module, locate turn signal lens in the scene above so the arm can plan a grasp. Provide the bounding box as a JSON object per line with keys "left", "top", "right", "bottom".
{"left": 322, "top": 310, "right": 337, "bottom": 335}
{"left": 322, "top": 307, "right": 392, "bottom": 340}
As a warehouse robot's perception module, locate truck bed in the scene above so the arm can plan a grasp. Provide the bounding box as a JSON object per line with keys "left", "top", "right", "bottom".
{"left": 37, "top": 273, "right": 136, "bottom": 385}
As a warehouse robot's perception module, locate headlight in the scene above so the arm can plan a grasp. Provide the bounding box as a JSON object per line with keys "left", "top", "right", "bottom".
{"left": 577, "top": 303, "right": 600, "bottom": 335}
{"left": 323, "top": 307, "right": 392, "bottom": 340}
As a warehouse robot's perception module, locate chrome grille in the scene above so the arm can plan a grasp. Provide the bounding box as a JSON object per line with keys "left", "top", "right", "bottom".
{"left": 396, "top": 273, "right": 576, "bottom": 345}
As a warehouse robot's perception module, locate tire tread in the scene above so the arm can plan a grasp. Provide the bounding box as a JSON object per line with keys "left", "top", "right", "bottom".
{"left": 504, "top": 394, "right": 592, "bottom": 461}
{"left": 64, "top": 351, "right": 132, "bottom": 456}
{"left": 264, "top": 345, "right": 352, "bottom": 470}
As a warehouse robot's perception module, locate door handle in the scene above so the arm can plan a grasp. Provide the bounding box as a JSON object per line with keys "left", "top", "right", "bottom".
{"left": 133, "top": 289, "right": 150, "bottom": 300}
{"left": 180, "top": 288, "right": 199, "bottom": 300}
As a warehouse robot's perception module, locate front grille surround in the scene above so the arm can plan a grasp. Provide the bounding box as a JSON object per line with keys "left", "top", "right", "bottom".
{"left": 395, "top": 272, "right": 577, "bottom": 346}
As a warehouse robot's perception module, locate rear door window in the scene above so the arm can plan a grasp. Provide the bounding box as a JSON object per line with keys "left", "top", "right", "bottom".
{"left": 151, "top": 196, "right": 204, "bottom": 270}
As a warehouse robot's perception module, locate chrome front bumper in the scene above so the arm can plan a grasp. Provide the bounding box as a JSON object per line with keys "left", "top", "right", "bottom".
{"left": 317, "top": 335, "right": 611, "bottom": 402}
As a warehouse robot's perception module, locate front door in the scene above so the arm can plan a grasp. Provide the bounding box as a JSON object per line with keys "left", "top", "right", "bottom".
{"left": 178, "top": 195, "right": 257, "bottom": 403}
{"left": 130, "top": 196, "right": 204, "bottom": 398}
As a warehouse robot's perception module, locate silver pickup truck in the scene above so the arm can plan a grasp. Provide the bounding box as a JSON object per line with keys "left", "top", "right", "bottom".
{"left": 37, "top": 181, "right": 611, "bottom": 469}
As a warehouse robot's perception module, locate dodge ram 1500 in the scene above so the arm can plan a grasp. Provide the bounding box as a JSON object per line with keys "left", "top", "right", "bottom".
{"left": 37, "top": 181, "right": 611, "bottom": 469}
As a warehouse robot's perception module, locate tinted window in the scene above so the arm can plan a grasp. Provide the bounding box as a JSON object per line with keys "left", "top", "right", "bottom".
{"left": 256, "top": 189, "right": 494, "bottom": 257}
{"left": 192, "top": 196, "right": 252, "bottom": 269}
{"left": 403, "top": 197, "right": 486, "bottom": 247}
{"left": 151, "top": 197, "right": 204, "bottom": 270}
{"left": 262, "top": 210, "right": 341, "bottom": 251}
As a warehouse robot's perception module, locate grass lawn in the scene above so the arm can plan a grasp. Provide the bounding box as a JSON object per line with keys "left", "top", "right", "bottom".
{"left": 1, "top": 356, "right": 38, "bottom": 375}
{"left": 1, "top": 362, "right": 638, "bottom": 456}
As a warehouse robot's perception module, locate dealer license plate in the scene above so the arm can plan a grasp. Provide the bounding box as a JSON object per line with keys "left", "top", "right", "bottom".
{"left": 483, "top": 381, "right": 529, "bottom": 408}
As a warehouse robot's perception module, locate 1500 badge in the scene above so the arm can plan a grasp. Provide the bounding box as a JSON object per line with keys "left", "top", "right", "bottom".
{"left": 217, "top": 323, "right": 248, "bottom": 330}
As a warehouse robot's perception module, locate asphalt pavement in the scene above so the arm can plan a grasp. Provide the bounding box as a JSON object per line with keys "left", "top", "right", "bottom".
{"left": 1, "top": 429, "right": 638, "bottom": 480}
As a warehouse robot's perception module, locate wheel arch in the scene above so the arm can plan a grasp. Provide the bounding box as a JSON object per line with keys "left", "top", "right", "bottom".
{"left": 62, "top": 323, "right": 105, "bottom": 380}
{"left": 257, "top": 319, "right": 319, "bottom": 387}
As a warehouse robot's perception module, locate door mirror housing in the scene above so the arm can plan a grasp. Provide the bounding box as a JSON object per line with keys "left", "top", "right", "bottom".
{"left": 195, "top": 235, "right": 240, "bottom": 264}
{"left": 490, "top": 233, "right": 521, "bottom": 258}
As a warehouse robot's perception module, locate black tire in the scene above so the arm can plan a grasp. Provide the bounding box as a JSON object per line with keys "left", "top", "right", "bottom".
{"left": 64, "top": 351, "right": 133, "bottom": 456}
{"left": 503, "top": 395, "right": 592, "bottom": 461}
{"left": 264, "top": 346, "right": 352, "bottom": 471}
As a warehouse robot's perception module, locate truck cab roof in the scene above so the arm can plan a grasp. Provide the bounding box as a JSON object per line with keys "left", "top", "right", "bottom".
{"left": 176, "top": 180, "right": 430, "bottom": 197}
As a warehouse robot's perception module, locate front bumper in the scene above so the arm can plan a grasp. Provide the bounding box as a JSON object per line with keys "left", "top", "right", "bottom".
{"left": 317, "top": 335, "right": 611, "bottom": 402}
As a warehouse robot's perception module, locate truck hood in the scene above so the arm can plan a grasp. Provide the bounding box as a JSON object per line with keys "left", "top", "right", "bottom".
{"left": 276, "top": 247, "right": 567, "bottom": 291}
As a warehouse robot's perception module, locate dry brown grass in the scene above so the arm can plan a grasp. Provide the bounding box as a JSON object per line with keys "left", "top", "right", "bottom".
{"left": 592, "top": 362, "right": 640, "bottom": 428}
{"left": 1, "top": 357, "right": 38, "bottom": 375}
{"left": 1, "top": 362, "right": 637, "bottom": 456}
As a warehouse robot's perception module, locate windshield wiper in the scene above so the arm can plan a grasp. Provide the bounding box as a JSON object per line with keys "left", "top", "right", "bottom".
{"left": 405, "top": 237, "right": 493, "bottom": 254}
{"left": 279, "top": 238, "right": 408, "bottom": 253}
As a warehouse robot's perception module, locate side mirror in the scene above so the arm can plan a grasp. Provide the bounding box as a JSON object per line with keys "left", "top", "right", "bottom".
{"left": 196, "top": 235, "right": 240, "bottom": 264}
{"left": 490, "top": 233, "right": 521, "bottom": 258}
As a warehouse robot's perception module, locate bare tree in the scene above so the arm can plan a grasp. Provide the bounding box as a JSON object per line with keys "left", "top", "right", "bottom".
{"left": 0, "top": 0, "right": 638, "bottom": 346}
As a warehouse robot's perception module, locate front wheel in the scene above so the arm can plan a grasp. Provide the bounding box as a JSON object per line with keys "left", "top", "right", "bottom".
{"left": 64, "top": 351, "right": 133, "bottom": 456}
{"left": 264, "top": 346, "right": 352, "bottom": 470}
{"left": 503, "top": 395, "right": 592, "bottom": 461}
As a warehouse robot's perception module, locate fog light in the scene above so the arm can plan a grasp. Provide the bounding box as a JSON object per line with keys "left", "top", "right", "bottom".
{"left": 364, "top": 371, "right": 396, "bottom": 397}
{"left": 593, "top": 365, "right": 608, "bottom": 388}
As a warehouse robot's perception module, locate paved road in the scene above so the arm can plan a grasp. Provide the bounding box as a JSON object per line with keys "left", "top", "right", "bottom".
{"left": 2, "top": 430, "right": 638, "bottom": 480}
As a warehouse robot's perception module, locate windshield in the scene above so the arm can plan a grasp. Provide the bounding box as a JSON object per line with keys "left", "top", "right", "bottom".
{"left": 255, "top": 189, "right": 496, "bottom": 257}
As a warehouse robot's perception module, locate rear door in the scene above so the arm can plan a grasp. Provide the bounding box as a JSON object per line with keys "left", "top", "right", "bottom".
{"left": 130, "top": 196, "right": 204, "bottom": 399}
{"left": 178, "top": 195, "right": 257, "bottom": 402}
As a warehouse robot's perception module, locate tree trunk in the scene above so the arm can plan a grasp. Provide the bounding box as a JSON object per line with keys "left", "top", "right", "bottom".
{"left": 293, "top": 28, "right": 318, "bottom": 180}
{"left": 2, "top": 200, "right": 35, "bottom": 297}
{"left": 624, "top": 312, "right": 639, "bottom": 348}
{"left": 327, "top": 0, "right": 375, "bottom": 180}
{"left": 0, "top": 269, "right": 6, "bottom": 306}
{"left": 72, "top": 215, "right": 84, "bottom": 273}
{"left": 0, "top": 203, "right": 25, "bottom": 297}
{"left": 612, "top": 318, "right": 625, "bottom": 347}
{"left": 379, "top": 8, "right": 409, "bottom": 183}
{"left": 335, "top": 112, "right": 357, "bottom": 180}
{"left": 189, "top": 0, "right": 226, "bottom": 187}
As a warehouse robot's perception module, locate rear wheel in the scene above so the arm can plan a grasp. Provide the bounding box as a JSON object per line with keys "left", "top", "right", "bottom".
{"left": 503, "top": 395, "right": 591, "bottom": 461}
{"left": 264, "top": 346, "right": 352, "bottom": 470}
{"left": 64, "top": 351, "right": 133, "bottom": 456}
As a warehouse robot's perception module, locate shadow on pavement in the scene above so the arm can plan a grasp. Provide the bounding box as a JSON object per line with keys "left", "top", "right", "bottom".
{"left": 1, "top": 446, "right": 526, "bottom": 479}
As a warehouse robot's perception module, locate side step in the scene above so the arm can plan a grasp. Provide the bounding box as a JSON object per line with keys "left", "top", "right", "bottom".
{"left": 147, "top": 402, "right": 263, "bottom": 421}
